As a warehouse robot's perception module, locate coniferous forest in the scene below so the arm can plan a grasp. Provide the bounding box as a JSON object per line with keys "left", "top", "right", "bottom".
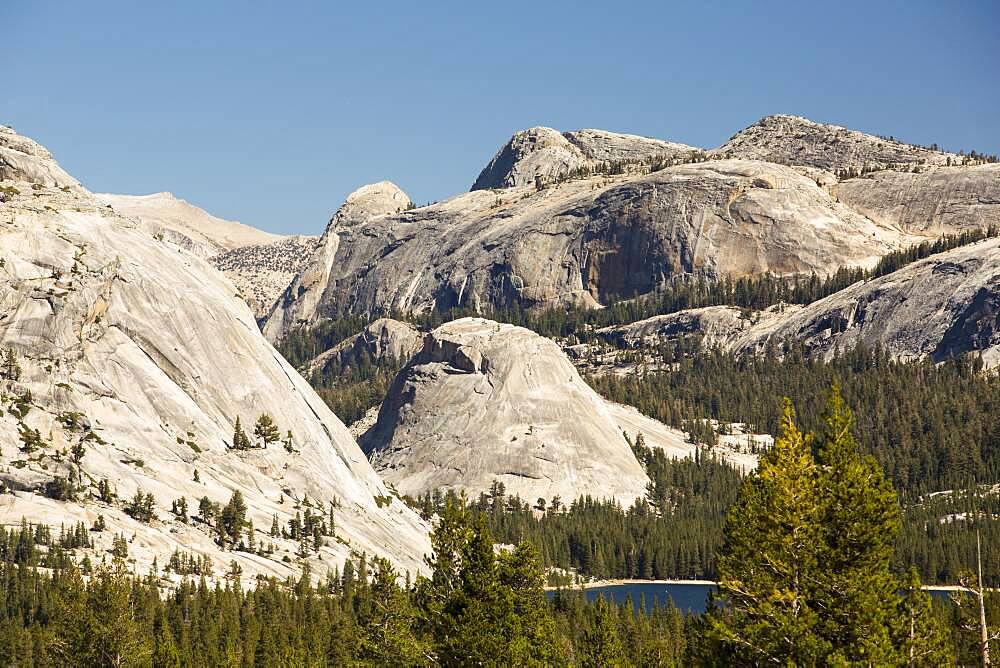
{"left": 0, "top": 387, "right": 997, "bottom": 665}
{"left": 234, "top": 233, "right": 1000, "bottom": 664}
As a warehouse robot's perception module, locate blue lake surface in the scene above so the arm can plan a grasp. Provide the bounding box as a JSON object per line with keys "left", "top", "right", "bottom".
{"left": 548, "top": 583, "right": 957, "bottom": 616}
{"left": 549, "top": 583, "right": 715, "bottom": 614}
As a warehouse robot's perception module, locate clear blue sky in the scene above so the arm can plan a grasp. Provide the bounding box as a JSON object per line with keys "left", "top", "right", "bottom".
{"left": 5, "top": 1, "right": 998, "bottom": 235}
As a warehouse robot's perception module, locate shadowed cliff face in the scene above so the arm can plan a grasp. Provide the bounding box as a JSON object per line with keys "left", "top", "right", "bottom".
{"left": 597, "top": 238, "right": 1000, "bottom": 369}
{"left": 266, "top": 160, "right": 910, "bottom": 340}
{"left": 933, "top": 284, "right": 1000, "bottom": 363}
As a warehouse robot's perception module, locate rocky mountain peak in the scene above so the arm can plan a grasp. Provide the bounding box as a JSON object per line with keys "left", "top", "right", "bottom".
{"left": 714, "top": 114, "right": 959, "bottom": 172}
{"left": 471, "top": 127, "right": 584, "bottom": 191}
{"left": 471, "top": 125, "right": 700, "bottom": 191}
{"left": 331, "top": 180, "right": 412, "bottom": 228}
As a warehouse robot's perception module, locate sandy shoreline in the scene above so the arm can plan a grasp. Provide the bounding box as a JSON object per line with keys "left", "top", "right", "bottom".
{"left": 546, "top": 579, "right": 981, "bottom": 593}
{"left": 546, "top": 578, "right": 716, "bottom": 591}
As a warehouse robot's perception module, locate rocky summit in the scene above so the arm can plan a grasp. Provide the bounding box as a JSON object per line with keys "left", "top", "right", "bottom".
{"left": 713, "top": 114, "right": 961, "bottom": 173}
{"left": 360, "top": 318, "right": 652, "bottom": 506}
{"left": 263, "top": 115, "right": 1000, "bottom": 346}
{"left": 471, "top": 126, "right": 701, "bottom": 190}
{"left": 265, "top": 159, "right": 917, "bottom": 340}
{"left": 0, "top": 126, "right": 430, "bottom": 580}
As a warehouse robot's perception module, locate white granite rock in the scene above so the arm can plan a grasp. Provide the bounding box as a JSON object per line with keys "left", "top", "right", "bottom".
{"left": 265, "top": 160, "right": 915, "bottom": 341}
{"left": 360, "top": 318, "right": 651, "bottom": 507}
{"left": 714, "top": 114, "right": 960, "bottom": 172}
{"left": 0, "top": 127, "right": 430, "bottom": 581}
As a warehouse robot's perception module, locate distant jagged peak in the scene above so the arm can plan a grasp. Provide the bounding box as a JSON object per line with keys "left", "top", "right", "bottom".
{"left": 714, "top": 114, "right": 960, "bottom": 173}
{"left": 471, "top": 125, "right": 701, "bottom": 191}
{"left": 0, "top": 124, "right": 82, "bottom": 191}
{"left": 331, "top": 180, "right": 412, "bottom": 227}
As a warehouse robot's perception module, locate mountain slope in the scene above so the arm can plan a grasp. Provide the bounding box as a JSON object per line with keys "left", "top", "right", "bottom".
{"left": 360, "top": 318, "right": 652, "bottom": 506}
{"left": 96, "top": 191, "right": 318, "bottom": 317}
{"left": 598, "top": 237, "right": 1000, "bottom": 368}
{"left": 95, "top": 192, "right": 281, "bottom": 257}
{"left": 265, "top": 159, "right": 911, "bottom": 340}
{"left": 731, "top": 237, "right": 1000, "bottom": 366}
{"left": 831, "top": 164, "right": 1000, "bottom": 235}
{"left": 0, "top": 126, "right": 429, "bottom": 579}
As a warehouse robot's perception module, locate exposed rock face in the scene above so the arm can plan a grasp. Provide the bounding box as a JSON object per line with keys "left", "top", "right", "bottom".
{"left": 731, "top": 238, "right": 1000, "bottom": 367}
{"left": 601, "top": 240, "right": 1000, "bottom": 369}
{"left": 565, "top": 129, "right": 700, "bottom": 164}
{"left": 714, "top": 115, "right": 959, "bottom": 172}
{"left": 831, "top": 165, "right": 1000, "bottom": 235}
{"left": 333, "top": 181, "right": 412, "bottom": 225}
{"left": 262, "top": 182, "right": 412, "bottom": 339}
{"left": 0, "top": 128, "right": 430, "bottom": 580}
{"left": 472, "top": 126, "right": 699, "bottom": 190}
{"left": 265, "top": 161, "right": 909, "bottom": 341}
{"left": 306, "top": 318, "right": 424, "bottom": 379}
{"left": 0, "top": 125, "right": 82, "bottom": 191}
{"left": 599, "top": 305, "right": 756, "bottom": 348}
{"left": 471, "top": 127, "right": 590, "bottom": 191}
{"left": 598, "top": 303, "right": 806, "bottom": 351}
{"left": 360, "top": 318, "right": 650, "bottom": 506}
{"left": 96, "top": 192, "right": 318, "bottom": 317}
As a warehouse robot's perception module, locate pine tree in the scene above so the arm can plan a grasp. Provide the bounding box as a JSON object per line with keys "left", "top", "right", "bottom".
{"left": 419, "top": 495, "right": 473, "bottom": 618}
{"left": 356, "top": 557, "right": 429, "bottom": 665}
{"left": 581, "top": 595, "right": 628, "bottom": 667}
{"left": 152, "top": 609, "right": 181, "bottom": 668}
{"left": 231, "top": 416, "right": 251, "bottom": 450}
{"left": 418, "top": 498, "right": 564, "bottom": 665}
{"left": 2, "top": 347, "right": 21, "bottom": 381}
{"left": 812, "top": 383, "right": 906, "bottom": 663}
{"left": 253, "top": 413, "right": 280, "bottom": 447}
{"left": 707, "top": 399, "right": 828, "bottom": 664}
{"left": 82, "top": 561, "right": 152, "bottom": 666}
{"left": 500, "top": 541, "right": 563, "bottom": 665}
{"left": 707, "top": 388, "right": 955, "bottom": 664}
{"left": 900, "top": 567, "right": 954, "bottom": 666}
{"left": 219, "top": 490, "right": 247, "bottom": 548}
{"left": 433, "top": 515, "right": 519, "bottom": 665}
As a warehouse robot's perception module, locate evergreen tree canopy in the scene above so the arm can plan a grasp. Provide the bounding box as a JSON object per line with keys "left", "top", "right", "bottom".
{"left": 706, "top": 388, "right": 952, "bottom": 665}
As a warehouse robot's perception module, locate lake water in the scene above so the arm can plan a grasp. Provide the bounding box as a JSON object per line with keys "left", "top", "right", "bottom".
{"left": 548, "top": 582, "right": 957, "bottom": 616}
{"left": 548, "top": 582, "right": 715, "bottom": 614}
